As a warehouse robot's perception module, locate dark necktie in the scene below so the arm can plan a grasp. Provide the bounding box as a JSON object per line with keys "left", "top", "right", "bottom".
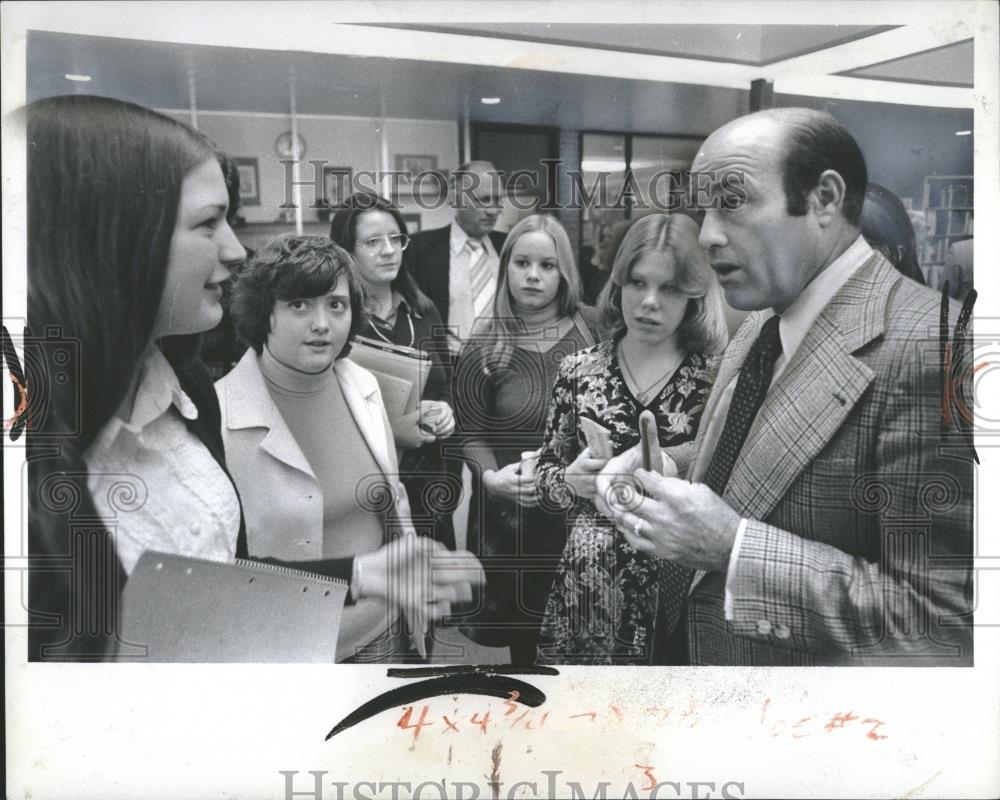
{"left": 703, "top": 315, "right": 783, "bottom": 496}
{"left": 651, "top": 316, "right": 781, "bottom": 662}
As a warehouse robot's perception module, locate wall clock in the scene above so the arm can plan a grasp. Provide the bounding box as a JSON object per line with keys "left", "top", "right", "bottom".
{"left": 274, "top": 131, "right": 307, "bottom": 159}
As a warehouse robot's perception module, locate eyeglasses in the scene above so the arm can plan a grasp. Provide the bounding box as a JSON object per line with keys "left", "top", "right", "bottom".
{"left": 358, "top": 233, "right": 410, "bottom": 251}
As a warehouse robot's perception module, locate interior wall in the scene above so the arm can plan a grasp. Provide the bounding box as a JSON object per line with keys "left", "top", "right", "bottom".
{"left": 164, "top": 110, "right": 458, "bottom": 230}
{"left": 775, "top": 94, "right": 975, "bottom": 206}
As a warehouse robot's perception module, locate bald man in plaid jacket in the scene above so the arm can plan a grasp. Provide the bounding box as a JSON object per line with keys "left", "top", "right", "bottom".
{"left": 603, "top": 109, "right": 974, "bottom": 666}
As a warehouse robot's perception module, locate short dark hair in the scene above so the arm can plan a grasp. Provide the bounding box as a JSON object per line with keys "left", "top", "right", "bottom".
{"left": 328, "top": 192, "right": 435, "bottom": 317}
{"left": 778, "top": 109, "right": 867, "bottom": 226}
{"left": 231, "top": 234, "right": 365, "bottom": 358}
{"left": 860, "top": 182, "right": 925, "bottom": 284}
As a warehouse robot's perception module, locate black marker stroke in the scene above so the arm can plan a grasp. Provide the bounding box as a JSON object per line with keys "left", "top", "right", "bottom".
{"left": 326, "top": 665, "right": 558, "bottom": 740}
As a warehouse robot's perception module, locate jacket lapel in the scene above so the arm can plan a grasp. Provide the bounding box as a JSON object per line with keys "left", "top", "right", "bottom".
{"left": 334, "top": 360, "right": 394, "bottom": 477}
{"left": 221, "top": 350, "right": 315, "bottom": 480}
{"left": 721, "top": 254, "right": 898, "bottom": 520}
{"left": 723, "top": 313, "right": 875, "bottom": 520}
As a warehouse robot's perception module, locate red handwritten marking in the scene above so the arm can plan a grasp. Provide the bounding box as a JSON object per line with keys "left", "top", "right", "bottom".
{"left": 389, "top": 698, "right": 888, "bottom": 743}
{"left": 824, "top": 711, "right": 859, "bottom": 733}
{"left": 397, "top": 705, "right": 433, "bottom": 741}
{"left": 509, "top": 709, "right": 531, "bottom": 729}
{"left": 524, "top": 712, "right": 548, "bottom": 731}
{"left": 470, "top": 710, "right": 492, "bottom": 734}
{"left": 862, "top": 718, "right": 889, "bottom": 740}
{"left": 503, "top": 690, "right": 521, "bottom": 716}
{"left": 635, "top": 765, "right": 658, "bottom": 792}
{"left": 791, "top": 717, "right": 813, "bottom": 739}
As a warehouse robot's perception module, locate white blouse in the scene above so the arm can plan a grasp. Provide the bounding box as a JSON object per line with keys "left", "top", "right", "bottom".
{"left": 84, "top": 348, "right": 241, "bottom": 575}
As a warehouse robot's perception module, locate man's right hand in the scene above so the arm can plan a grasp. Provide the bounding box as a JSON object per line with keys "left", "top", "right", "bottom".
{"left": 593, "top": 442, "right": 679, "bottom": 519}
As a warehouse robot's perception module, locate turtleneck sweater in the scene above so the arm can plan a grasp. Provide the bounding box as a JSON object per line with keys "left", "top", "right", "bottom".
{"left": 258, "top": 346, "right": 386, "bottom": 560}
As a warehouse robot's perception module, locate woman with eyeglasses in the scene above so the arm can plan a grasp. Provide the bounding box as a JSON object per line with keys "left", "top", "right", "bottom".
{"left": 330, "top": 194, "right": 459, "bottom": 551}
{"left": 26, "top": 95, "right": 482, "bottom": 662}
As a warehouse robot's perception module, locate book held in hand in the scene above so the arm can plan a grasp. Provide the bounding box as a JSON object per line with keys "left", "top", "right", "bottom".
{"left": 348, "top": 335, "right": 431, "bottom": 418}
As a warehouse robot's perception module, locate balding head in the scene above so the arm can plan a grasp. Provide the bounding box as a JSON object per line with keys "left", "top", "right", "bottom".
{"left": 708, "top": 108, "right": 867, "bottom": 225}
{"left": 451, "top": 160, "right": 503, "bottom": 238}
{"left": 691, "top": 108, "right": 867, "bottom": 313}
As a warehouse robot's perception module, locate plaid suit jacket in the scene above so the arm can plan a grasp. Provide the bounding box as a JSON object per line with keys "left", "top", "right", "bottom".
{"left": 685, "top": 253, "right": 974, "bottom": 666}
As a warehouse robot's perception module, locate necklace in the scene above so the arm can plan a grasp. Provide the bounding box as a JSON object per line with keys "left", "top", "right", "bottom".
{"left": 618, "top": 341, "right": 682, "bottom": 406}
{"left": 368, "top": 303, "right": 415, "bottom": 348}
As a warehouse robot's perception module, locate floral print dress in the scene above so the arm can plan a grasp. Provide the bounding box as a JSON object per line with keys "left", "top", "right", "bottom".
{"left": 534, "top": 333, "right": 718, "bottom": 664}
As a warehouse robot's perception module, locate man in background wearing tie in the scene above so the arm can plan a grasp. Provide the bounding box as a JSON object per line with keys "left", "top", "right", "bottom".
{"left": 406, "top": 160, "right": 507, "bottom": 354}
{"left": 600, "top": 108, "right": 974, "bottom": 666}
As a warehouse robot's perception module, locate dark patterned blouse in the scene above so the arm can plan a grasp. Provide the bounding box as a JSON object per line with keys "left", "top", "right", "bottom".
{"left": 535, "top": 332, "right": 718, "bottom": 664}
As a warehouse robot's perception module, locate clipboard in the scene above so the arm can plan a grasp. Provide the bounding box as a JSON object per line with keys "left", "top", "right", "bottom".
{"left": 348, "top": 336, "right": 431, "bottom": 417}
{"left": 119, "top": 552, "right": 348, "bottom": 663}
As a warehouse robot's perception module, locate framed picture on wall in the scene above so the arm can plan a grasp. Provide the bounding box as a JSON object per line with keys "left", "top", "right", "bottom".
{"left": 402, "top": 213, "right": 422, "bottom": 233}
{"left": 395, "top": 154, "right": 437, "bottom": 181}
{"left": 322, "top": 166, "right": 353, "bottom": 208}
{"left": 233, "top": 157, "right": 261, "bottom": 206}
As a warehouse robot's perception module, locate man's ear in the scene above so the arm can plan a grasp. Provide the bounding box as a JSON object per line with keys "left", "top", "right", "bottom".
{"left": 811, "top": 169, "right": 847, "bottom": 226}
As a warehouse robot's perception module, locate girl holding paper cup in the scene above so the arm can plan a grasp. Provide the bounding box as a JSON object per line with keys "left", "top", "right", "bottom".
{"left": 534, "top": 213, "right": 726, "bottom": 665}
{"left": 452, "top": 214, "right": 603, "bottom": 664}
{"left": 329, "top": 193, "right": 460, "bottom": 552}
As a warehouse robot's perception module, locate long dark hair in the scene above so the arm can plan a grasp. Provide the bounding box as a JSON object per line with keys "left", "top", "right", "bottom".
{"left": 328, "top": 192, "right": 435, "bottom": 317}
{"left": 26, "top": 95, "right": 218, "bottom": 659}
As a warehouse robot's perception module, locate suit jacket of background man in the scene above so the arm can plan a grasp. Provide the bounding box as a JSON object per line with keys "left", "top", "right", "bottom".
{"left": 405, "top": 225, "right": 508, "bottom": 326}
{"left": 684, "top": 252, "right": 974, "bottom": 666}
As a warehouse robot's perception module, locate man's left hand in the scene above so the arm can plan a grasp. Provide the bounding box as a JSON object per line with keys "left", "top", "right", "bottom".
{"left": 612, "top": 469, "right": 742, "bottom": 572}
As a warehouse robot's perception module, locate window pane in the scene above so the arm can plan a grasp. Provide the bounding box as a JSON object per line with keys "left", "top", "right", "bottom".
{"left": 630, "top": 135, "right": 703, "bottom": 214}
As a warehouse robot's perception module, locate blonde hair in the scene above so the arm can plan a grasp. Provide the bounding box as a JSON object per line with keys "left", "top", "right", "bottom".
{"left": 596, "top": 213, "right": 727, "bottom": 354}
{"left": 488, "top": 214, "right": 583, "bottom": 340}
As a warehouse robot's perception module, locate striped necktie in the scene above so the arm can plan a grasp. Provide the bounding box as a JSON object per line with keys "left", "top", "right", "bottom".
{"left": 467, "top": 238, "right": 494, "bottom": 321}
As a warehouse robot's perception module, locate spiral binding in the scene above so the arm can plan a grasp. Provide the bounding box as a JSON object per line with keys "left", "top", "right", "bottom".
{"left": 233, "top": 558, "right": 348, "bottom": 586}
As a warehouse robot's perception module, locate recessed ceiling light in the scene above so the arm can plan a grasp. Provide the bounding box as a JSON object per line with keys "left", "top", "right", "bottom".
{"left": 955, "top": 130, "right": 972, "bottom": 136}
{"left": 480, "top": 97, "right": 501, "bottom": 105}
{"left": 64, "top": 73, "right": 92, "bottom": 82}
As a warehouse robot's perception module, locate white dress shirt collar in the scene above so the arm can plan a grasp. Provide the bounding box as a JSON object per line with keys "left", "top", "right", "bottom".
{"left": 777, "top": 234, "right": 874, "bottom": 366}
{"left": 449, "top": 220, "right": 496, "bottom": 258}
{"left": 91, "top": 347, "right": 198, "bottom": 454}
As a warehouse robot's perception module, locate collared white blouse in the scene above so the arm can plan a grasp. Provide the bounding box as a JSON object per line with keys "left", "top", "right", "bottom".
{"left": 84, "top": 348, "right": 241, "bottom": 575}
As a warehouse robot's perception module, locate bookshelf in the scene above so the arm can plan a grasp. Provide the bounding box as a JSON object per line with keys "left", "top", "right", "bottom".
{"left": 921, "top": 175, "right": 973, "bottom": 266}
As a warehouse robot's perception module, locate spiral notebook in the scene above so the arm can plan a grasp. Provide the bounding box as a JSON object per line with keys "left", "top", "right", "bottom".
{"left": 118, "top": 552, "right": 349, "bottom": 663}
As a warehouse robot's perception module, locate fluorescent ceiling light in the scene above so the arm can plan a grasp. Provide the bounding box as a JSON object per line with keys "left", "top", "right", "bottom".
{"left": 480, "top": 97, "right": 501, "bottom": 105}
{"left": 580, "top": 159, "right": 626, "bottom": 172}
{"left": 955, "top": 130, "right": 972, "bottom": 136}
{"left": 64, "top": 73, "right": 91, "bottom": 82}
